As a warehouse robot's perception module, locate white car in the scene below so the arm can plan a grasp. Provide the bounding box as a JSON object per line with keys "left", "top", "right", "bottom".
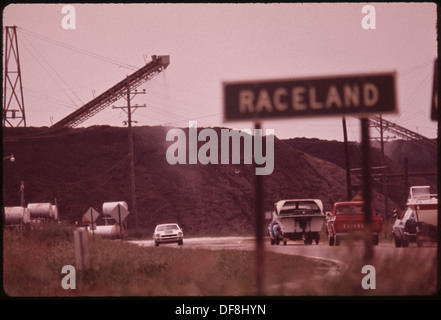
{"left": 153, "top": 223, "right": 184, "bottom": 246}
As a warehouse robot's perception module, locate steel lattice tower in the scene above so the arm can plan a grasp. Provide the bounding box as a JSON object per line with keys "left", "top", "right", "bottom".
{"left": 3, "top": 26, "right": 26, "bottom": 127}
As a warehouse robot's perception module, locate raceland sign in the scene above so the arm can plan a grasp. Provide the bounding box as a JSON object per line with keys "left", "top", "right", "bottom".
{"left": 223, "top": 72, "right": 397, "bottom": 121}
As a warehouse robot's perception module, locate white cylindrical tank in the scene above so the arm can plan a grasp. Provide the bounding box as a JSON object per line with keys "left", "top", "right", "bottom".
{"left": 4, "top": 207, "right": 31, "bottom": 224}
{"left": 27, "top": 203, "right": 54, "bottom": 219}
{"left": 88, "top": 225, "right": 121, "bottom": 238}
{"left": 102, "top": 201, "right": 128, "bottom": 216}
{"left": 52, "top": 205, "right": 59, "bottom": 221}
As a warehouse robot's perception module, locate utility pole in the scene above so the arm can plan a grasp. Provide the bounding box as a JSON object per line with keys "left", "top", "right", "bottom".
{"left": 370, "top": 115, "right": 390, "bottom": 220}
{"left": 403, "top": 157, "right": 409, "bottom": 202}
{"left": 112, "top": 79, "right": 146, "bottom": 234}
{"left": 20, "top": 180, "right": 25, "bottom": 208}
{"left": 374, "top": 115, "right": 389, "bottom": 219}
{"left": 342, "top": 117, "right": 352, "bottom": 200}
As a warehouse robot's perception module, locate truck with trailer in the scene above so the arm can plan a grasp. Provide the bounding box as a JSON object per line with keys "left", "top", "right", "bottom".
{"left": 268, "top": 199, "right": 326, "bottom": 245}
{"left": 392, "top": 186, "right": 438, "bottom": 247}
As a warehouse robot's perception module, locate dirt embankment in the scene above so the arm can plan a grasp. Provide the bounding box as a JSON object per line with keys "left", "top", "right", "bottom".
{"left": 2, "top": 126, "right": 436, "bottom": 234}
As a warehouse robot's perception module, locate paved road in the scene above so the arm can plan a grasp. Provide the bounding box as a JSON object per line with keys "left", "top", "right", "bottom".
{"left": 130, "top": 236, "right": 437, "bottom": 267}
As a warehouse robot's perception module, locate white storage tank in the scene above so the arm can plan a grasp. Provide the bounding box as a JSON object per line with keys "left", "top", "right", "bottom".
{"left": 88, "top": 225, "right": 121, "bottom": 238}
{"left": 27, "top": 203, "right": 54, "bottom": 219}
{"left": 52, "top": 205, "right": 59, "bottom": 221}
{"left": 4, "top": 206, "right": 31, "bottom": 225}
{"left": 102, "top": 201, "right": 128, "bottom": 216}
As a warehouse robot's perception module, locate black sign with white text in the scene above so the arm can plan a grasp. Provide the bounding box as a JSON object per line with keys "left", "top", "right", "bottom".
{"left": 223, "top": 72, "right": 397, "bottom": 121}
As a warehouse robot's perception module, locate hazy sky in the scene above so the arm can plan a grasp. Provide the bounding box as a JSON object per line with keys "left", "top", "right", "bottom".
{"left": 3, "top": 3, "right": 438, "bottom": 141}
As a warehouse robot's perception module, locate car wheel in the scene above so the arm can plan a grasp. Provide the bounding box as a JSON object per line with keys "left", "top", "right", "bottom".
{"left": 373, "top": 235, "right": 379, "bottom": 246}
{"left": 394, "top": 236, "right": 401, "bottom": 248}
{"left": 270, "top": 238, "right": 275, "bottom": 245}
{"left": 314, "top": 234, "right": 319, "bottom": 245}
{"left": 283, "top": 241, "right": 287, "bottom": 246}
{"left": 178, "top": 240, "right": 183, "bottom": 246}
{"left": 329, "top": 236, "right": 334, "bottom": 246}
{"left": 155, "top": 241, "right": 159, "bottom": 247}
{"left": 417, "top": 239, "right": 423, "bottom": 247}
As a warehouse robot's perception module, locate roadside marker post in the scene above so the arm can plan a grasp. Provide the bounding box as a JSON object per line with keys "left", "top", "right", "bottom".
{"left": 74, "top": 227, "right": 90, "bottom": 273}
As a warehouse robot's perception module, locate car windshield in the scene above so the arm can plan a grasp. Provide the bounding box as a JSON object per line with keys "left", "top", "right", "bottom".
{"left": 157, "top": 224, "right": 179, "bottom": 231}
{"left": 280, "top": 201, "right": 320, "bottom": 214}
{"left": 336, "top": 205, "right": 364, "bottom": 215}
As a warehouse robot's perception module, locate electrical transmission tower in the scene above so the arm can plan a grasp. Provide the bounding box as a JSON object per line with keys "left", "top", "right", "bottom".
{"left": 3, "top": 26, "right": 26, "bottom": 127}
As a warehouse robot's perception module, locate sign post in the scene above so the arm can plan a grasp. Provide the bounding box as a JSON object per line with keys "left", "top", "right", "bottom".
{"left": 431, "top": 59, "right": 438, "bottom": 121}
{"left": 361, "top": 118, "right": 373, "bottom": 262}
{"left": 109, "top": 203, "right": 129, "bottom": 241}
{"left": 82, "top": 207, "right": 100, "bottom": 241}
{"left": 254, "top": 121, "right": 264, "bottom": 296}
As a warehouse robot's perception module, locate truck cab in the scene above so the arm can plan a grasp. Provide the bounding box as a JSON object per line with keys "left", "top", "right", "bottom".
{"left": 326, "top": 201, "right": 383, "bottom": 246}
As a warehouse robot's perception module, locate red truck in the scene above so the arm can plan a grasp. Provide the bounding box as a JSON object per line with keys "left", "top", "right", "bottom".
{"left": 326, "top": 201, "right": 383, "bottom": 246}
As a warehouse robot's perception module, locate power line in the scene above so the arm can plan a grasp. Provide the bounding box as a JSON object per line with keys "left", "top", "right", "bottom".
{"left": 17, "top": 27, "right": 138, "bottom": 71}
{"left": 400, "top": 58, "right": 435, "bottom": 77}
{"left": 23, "top": 87, "right": 77, "bottom": 110}
{"left": 18, "top": 31, "right": 83, "bottom": 108}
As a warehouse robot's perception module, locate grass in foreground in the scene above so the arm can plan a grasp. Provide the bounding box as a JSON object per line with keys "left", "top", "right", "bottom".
{"left": 3, "top": 226, "right": 328, "bottom": 296}
{"left": 2, "top": 225, "right": 438, "bottom": 297}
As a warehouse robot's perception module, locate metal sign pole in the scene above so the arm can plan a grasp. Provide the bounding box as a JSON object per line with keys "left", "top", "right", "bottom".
{"left": 118, "top": 204, "right": 122, "bottom": 242}
{"left": 361, "top": 118, "right": 373, "bottom": 262}
{"left": 254, "top": 121, "right": 264, "bottom": 296}
{"left": 90, "top": 208, "right": 95, "bottom": 241}
{"left": 342, "top": 117, "right": 352, "bottom": 200}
